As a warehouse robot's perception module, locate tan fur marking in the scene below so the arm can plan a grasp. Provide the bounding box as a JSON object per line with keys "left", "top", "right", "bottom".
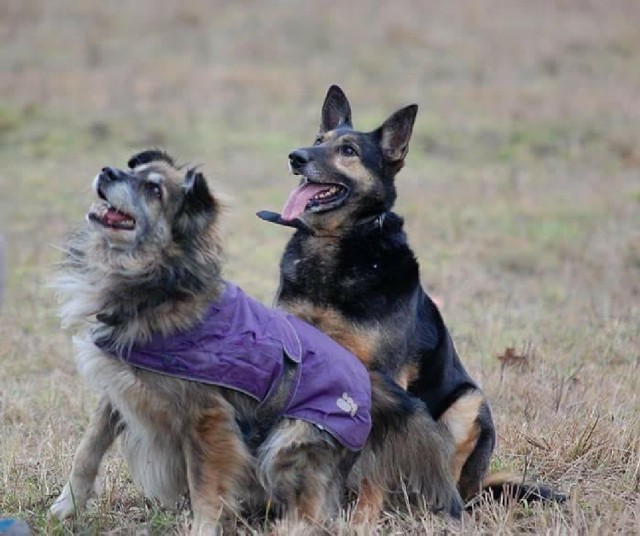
{"left": 482, "top": 470, "right": 524, "bottom": 488}
{"left": 319, "top": 130, "right": 339, "bottom": 142}
{"left": 187, "top": 403, "right": 250, "bottom": 533}
{"left": 334, "top": 157, "right": 375, "bottom": 188}
{"left": 284, "top": 301, "right": 378, "bottom": 365}
{"left": 396, "top": 363, "right": 419, "bottom": 390}
{"left": 352, "top": 478, "right": 384, "bottom": 525}
{"left": 295, "top": 489, "right": 324, "bottom": 522}
{"left": 439, "top": 391, "right": 484, "bottom": 481}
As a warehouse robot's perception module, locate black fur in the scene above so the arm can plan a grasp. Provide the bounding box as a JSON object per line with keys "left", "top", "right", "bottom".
{"left": 366, "top": 372, "right": 433, "bottom": 449}
{"left": 127, "top": 149, "right": 175, "bottom": 169}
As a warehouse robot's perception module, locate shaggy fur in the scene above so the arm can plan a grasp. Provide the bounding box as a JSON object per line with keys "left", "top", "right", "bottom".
{"left": 264, "top": 85, "right": 566, "bottom": 509}
{"left": 50, "top": 152, "right": 363, "bottom": 533}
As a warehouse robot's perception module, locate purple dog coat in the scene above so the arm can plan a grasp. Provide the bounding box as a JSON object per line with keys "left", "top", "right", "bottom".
{"left": 100, "top": 282, "right": 372, "bottom": 451}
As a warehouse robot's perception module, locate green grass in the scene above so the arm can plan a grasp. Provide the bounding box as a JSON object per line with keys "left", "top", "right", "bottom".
{"left": 1, "top": 0, "right": 639, "bottom": 533}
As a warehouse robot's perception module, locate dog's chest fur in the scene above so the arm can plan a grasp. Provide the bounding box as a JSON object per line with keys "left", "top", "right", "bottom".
{"left": 277, "top": 221, "right": 423, "bottom": 372}
{"left": 75, "top": 335, "right": 181, "bottom": 429}
{"left": 72, "top": 334, "right": 188, "bottom": 503}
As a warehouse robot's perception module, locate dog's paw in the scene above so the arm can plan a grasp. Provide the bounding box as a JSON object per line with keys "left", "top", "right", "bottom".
{"left": 49, "top": 483, "right": 83, "bottom": 520}
{"left": 269, "top": 518, "right": 326, "bottom": 536}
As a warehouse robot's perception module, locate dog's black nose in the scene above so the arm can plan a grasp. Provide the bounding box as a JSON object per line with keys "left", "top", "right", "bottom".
{"left": 288, "top": 149, "right": 311, "bottom": 169}
{"left": 101, "top": 167, "right": 125, "bottom": 181}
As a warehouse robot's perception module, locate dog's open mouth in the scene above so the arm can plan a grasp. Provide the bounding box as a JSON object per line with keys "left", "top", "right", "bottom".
{"left": 281, "top": 181, "right": 349, "bottom": 221}
{"left": 88, "top": 201, "right": 136, "bottom": 230}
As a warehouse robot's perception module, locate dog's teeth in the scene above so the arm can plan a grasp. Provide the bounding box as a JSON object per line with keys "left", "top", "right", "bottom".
{"left": 311, "top": 185, "right": 343, "bottom": 202}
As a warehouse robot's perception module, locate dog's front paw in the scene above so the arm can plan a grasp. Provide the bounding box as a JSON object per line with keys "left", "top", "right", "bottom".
{"left": 49, "top": 482, "right": 85, "bottom": 520}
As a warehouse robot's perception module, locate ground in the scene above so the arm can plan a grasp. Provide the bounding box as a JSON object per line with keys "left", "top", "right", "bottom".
{"left": 1, "top": 0, "right": 639, "bottom": 533}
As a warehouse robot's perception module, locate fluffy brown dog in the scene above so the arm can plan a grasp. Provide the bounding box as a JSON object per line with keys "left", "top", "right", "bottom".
{"left": 49, "top": 151, "right": 371, "bottom": 532}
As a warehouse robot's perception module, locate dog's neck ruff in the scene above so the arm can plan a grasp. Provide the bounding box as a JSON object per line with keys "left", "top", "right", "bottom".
{"left": 96, "top": 282, "right": 372, "bottom": 451}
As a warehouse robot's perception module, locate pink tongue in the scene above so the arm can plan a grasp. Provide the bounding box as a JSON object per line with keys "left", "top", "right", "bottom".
{"left": 104, "top": 207, "right": 129, "bottom": 224}
{"left": 281, "top": 183, "right": 329, "bottom": 221}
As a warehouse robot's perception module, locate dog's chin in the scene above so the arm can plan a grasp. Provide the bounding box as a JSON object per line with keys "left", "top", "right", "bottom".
{"left": 297, "top": 204, "right": 354, "bottom": 234}
{"left": 94, "top": 230, "right": 138, "bottom": 254}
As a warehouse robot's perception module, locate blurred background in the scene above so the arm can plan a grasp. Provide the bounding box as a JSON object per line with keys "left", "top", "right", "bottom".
{"left": 1, "top": 0, "right": 638, "bottom": 532}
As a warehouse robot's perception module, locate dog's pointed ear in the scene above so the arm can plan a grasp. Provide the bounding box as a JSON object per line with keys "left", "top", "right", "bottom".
{"left": 377, "top": 104, "right": 418, "bottom": 165}
{"left": 181, "top": 168, "right": 217, "bottom": 216}
{"left": 319, "top": 85, "right": 352, "bottom": 134}
{"left": 128, "top": 150, "right": 175, "bottom": 169}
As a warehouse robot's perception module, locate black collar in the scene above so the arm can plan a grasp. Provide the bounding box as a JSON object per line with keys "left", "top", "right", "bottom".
{"left": 256, "top": 210, "right": 315, "bottom": 234}
{"left": 256, "top": 210, "right": 389, "bottom": 237}
{"left": 355, "top": 212, "right": 388, "bottom": 231}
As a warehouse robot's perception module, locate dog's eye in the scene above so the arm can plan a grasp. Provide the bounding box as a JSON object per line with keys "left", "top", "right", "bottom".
{"left": 314, "top": 136, "right": 323, "bottom": 145}
{"left": 340, "top": 144, "right": 357, "bottom": 157}
{"left": 146, "top": 183, "right": 162, "bottom": 200}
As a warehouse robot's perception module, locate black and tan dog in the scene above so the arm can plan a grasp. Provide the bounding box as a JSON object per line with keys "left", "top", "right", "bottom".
{"left": 259, "top": 85, "right": 566, "bottom": 511}
{"left": 50, "top": 150, "right": 462, "bottom": 533}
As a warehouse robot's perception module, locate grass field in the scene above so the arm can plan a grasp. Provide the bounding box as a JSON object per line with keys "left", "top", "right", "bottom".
{"left": 1, "top": 1, "right": 639, "bottom": 533}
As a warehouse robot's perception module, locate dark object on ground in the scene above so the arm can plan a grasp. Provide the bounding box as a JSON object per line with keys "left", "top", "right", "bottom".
{"left": 0, "top": 518, "right": 31, "bottom": 536}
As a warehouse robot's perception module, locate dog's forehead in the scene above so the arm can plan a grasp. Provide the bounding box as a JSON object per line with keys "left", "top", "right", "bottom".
{"left": 323, "top": 129, "right": 376, "bottom": 149}
{"left": 133, "top": 161, "right": 182, "bottom": 183}
{"left": 320, "top": 127, "right": 353, "bottom": 143}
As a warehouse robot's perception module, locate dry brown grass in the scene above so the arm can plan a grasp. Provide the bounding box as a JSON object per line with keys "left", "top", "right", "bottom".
{"left": 1, "top": 0, "right": 639, "bottom": 533}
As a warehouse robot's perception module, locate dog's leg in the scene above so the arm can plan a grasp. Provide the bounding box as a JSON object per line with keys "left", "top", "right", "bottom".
{"left": 50, "top": 395, "right": 121, "bottom": 519}
{"left": 185, "top": 402, "right": 250, "bottom": 536}
{"left": 440, "top": 395, "right": 566, "bottom": 504}
{"left": 439, "top": 392, "right": 494, "bottom": 500}
{"left": 352, "top": 478, "right": 384, "bottom": 525}
{"left": 354, "top": 372, "right": 463, "bottom": 519}
{"left": 258, "top": 419, "right": 343, "bottom": 526}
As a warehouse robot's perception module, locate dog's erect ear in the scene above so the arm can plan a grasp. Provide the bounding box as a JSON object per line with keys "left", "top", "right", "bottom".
{"left": 376, "top": 104, "right": 418, "bottom": 165}
{"left": 181, "top": 168, "right": 217, "bottom": 216}
{"left": 319, "top": 85, "right": 352, "bottom": 134}
{"left": 128, "top": 150, "right": 175, "bottom": 169}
